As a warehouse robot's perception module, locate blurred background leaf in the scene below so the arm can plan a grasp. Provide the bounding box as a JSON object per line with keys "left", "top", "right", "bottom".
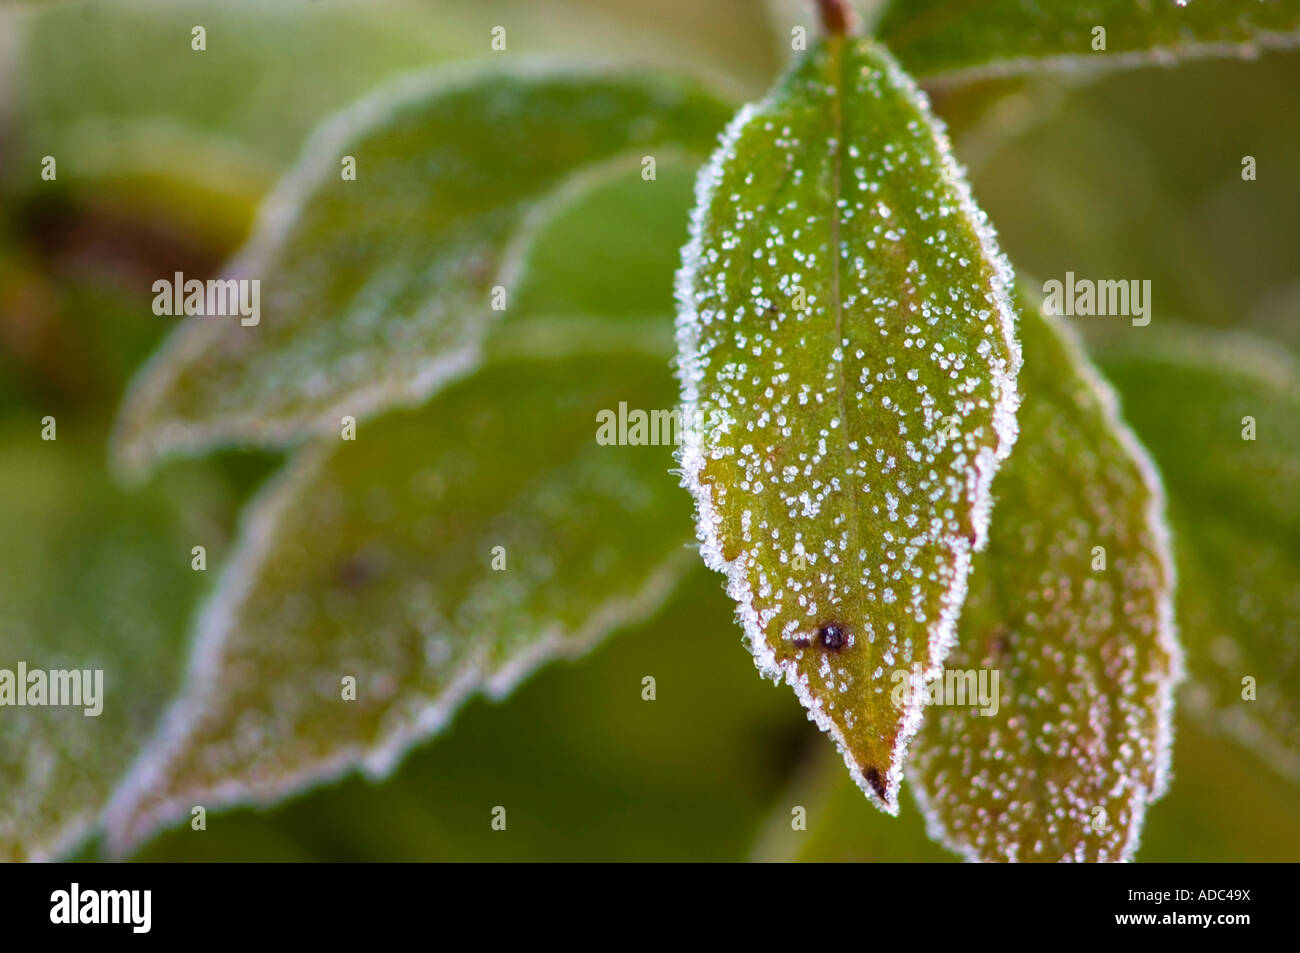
{"left": 0, "top": 346, "right": 255, "bottom": 860}
{"left": 874, "top": 0, "right": 1300, "bottom": 83}
{"left": 106, "top": 568, "right": 808, "bottom": 862}
{"left": 1, "top": 0, "right": 1297, "bottom": 861}
{"left": 967, "top": 55, "right": 1300, "bottom": 349}
{"left": 108, "top": 68, "right": 731, "bottom": 472}
{"left": 909, "top": 299, "right": 1178, "bottom": 863}
{"left": 106, "top": 350, "right": 701, "bottom": 854}
{"left": 1097, "top": 325, "right": 1300, "bottom": 786}
{"left": 755, "top": 706, "right": 1300, "bottom": 863}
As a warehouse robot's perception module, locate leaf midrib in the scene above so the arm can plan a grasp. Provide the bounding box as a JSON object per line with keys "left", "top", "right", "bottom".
{"left": 825, "top": 37, "right": 864, "bottom": 606}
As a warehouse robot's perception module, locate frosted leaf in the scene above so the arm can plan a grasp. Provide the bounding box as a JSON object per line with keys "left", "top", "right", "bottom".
{"left": 909, "top": 295, "right": 1182, "bottom": 863}
{"left": 111, "top": 65, "right": 730, "bottom": 477}
{"left": 675, "top": 36, "right": 1020, "bottom": 812}
{"left": 0, "top": 432, "right": 231, "bottom": 861}
{"left": 104, "top": 355, "right": 693, "bottom": 854}
{"left": 1098, "top": 326, "right": 1300, "bottom": 786}
{"left": 875, "top": 0, "right": 1300, "bottom": 86}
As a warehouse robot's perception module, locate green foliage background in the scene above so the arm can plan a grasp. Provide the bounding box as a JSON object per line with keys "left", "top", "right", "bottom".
{"left": 0, "top": 0, "right": 1296, "bottom": 860}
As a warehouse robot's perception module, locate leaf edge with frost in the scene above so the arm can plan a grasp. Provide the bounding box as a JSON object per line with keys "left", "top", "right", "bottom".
{"left": 110, "top": 58, "right": 733, "bottom": 480}
{"left": 875, "top": 0, "right": 1300, "bottom": 87}
{"left": 102, "top": 435, "right": 696, "bottom": 857}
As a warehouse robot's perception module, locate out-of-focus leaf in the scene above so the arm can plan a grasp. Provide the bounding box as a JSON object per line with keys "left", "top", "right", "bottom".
{"left": 111, "top": 66, "right": 730, "bottom": 475}
{"left": 0, "top": 423, "right": 235, "bottom": 861}
{"left": 909, "top": 296, "right": 1180, "bottom": 862}
{"left": 875, "top": 0, "right": 1300, "bottom": 85}
{"left": 1097, "top": 325, "right": 1300, "bottom": 784}
{"left": 6, "top": 0, "right": 689, "bottom": 199}
{"left": 763, "top": 712, "right": 1300, "bottom": 863}
{"left": 104, "top": 354, "right": 695, "bottom": 854}
{"left": 126, "top": 568, "right": 808, "bottom": 861}
{"left": 965, "top": 57, "right": 1300, "bottom": 349}
{"left": 675, "top": 36, "right": 1020, "bottom": 812}
{"left": 482, "top": 156, "right": 700, "bottom": 362}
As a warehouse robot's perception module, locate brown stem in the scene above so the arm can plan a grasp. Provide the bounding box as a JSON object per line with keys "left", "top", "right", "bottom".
{"left": 814, "top": 0, "right": 855, "bottom": 36}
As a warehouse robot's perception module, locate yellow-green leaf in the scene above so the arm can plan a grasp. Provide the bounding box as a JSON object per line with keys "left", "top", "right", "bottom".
{"left": 675, "top": 36, "right": 1020, "bottom": 812}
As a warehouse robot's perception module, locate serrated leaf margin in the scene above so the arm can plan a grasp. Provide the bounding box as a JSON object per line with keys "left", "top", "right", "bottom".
{"left": 673, "top": 41, "right": 1022, "bottom": 813}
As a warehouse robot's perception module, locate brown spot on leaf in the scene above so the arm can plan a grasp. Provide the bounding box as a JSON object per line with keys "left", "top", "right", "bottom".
{"left": 986, "top": 626, "right": 1013, "bottom": 666}
{"left": 818, "top": 622, "right": 846, "bottom": 650}
{"left": 863, "top": 766, "right": 887, "bottom": 801}
{"left": 335, "top": 552, "right": 381, "bottom": 590}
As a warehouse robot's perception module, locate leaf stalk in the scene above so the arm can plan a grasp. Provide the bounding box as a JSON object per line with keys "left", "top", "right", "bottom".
{"left": 814, "top": 0, "right": 855, "bottom": 36}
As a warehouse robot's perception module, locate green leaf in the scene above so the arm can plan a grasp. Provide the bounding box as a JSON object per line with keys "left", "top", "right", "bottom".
{"left": 875, "top": 0, "right": 1300, "bottom": 85}
{"left": 111, "top": 66, "right": 731, "bottom": 476}
{"left": 103, "top": 353, "right": 694, "bottom": 854}
{"left": 908, "top": 296, "right": 1181, "bottom": 862}
{"left": 675, "top": 36, "right": 1020, "bottom": 812}
{"left": 130, "top": 567, "right": 807, "bottom": 862}
{"left": 0, "top": 424, "right": 236, "bottom": 860}
{"left": 481, "top": 154, "right": 702, "bottom": 363}
{"left": 763, "top": 712, "right": 1300, "bottom": 862}
{"left": 1096, "top": 325, "right": 1300, "bottom": 784}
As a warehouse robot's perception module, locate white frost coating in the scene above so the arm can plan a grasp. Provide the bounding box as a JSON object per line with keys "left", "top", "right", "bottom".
{"left": 103, "top": 446, "right": 691, "bottom": 856}
{"left": 879, "top": 50, "right": 1022, "bottom": 553}
{"left": 674, "top": 39, "right": 1020, "bottom": 814}
{"left": 11, "top": 810, "right": 96, "bottom": 866}
{"left": 1051, "top": 310, "right": 1183, "bottom": 802}
{"left": 111, "top": 59, "right": 724, "bottom": 480}
{"left": 910, "top": 303, "right": 1183, "bottom": 863}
